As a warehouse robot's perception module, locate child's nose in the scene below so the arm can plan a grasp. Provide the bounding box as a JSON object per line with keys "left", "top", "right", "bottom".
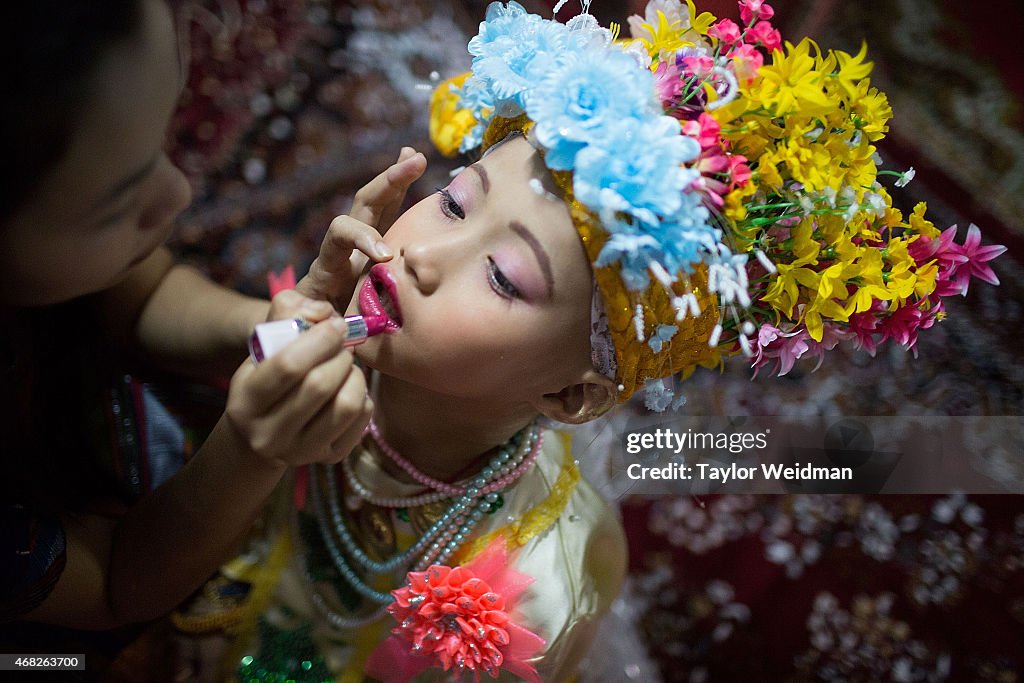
{"left": 400, "top": 241, "right": 443, "bottom": 294}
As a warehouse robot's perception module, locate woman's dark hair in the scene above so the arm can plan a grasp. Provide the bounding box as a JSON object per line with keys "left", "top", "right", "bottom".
{"left": 0, "top": 1, "right": 143, "bottom": 221}
{"left": 0, "top": 2, "right": 150, "bottom": 512}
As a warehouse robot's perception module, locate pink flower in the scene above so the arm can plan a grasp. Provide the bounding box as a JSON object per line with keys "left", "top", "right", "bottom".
{"left": 802, "top": 323, "right": 849, "bottom": 371}
{"left": 908, "top": 225, "right": 966, "bottom": 268}
{"left": 679, "top": 114, "right": 750, "bottom": 206}
{"left": 681, "top": 54, "right": 716, "bottom": 79}
{"left": 752, "top": 323, "right": 810, "bottom": 377}
{"left": 729, "top": 154, "right": 752, "bottom": 188}
{"left": 729, "top": 43, "right": 764, "bottom": 85}
{"left": 708, "top": 18, "right": 742, "bottom": 46}
{"left": 747, "top": 20, "right": 782, "bottom": 52}
{"left": 913, "top": 224, "right": 1006, "bottom": 297}
{"left": 752, "top": 322, "right": 850, "bottom": 377}
{"left": 877, "top": 299, "right": 943, "bottom": 352}
{"left": 653, "top": 59, "right": 685, "bottom": 111}
{"left": 365, "top": 538, "right": 545, "bottom": 683}
{"left": 847, "top": 302, "right": 887, "bottom": 357}
{"left": 950, "top": 223, "right": 1006, "bottom": 295}
{"left": 739, "top": 0, "right": 775, "bottom": 24}
{"left": 681, "top": 112, "right": 722, "bottom": 151}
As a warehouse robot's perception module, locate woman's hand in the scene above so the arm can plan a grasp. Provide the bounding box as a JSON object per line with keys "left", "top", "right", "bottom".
{"left": 296, "top": 146, "right": 426, "bottom": 311}
{"left": 223, "top": 289, "right": 371, "bottom": 468}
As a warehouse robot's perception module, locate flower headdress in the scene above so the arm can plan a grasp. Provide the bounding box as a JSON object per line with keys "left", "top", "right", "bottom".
{"left": 430, "top": 0, "right": 1006, "bottom": 411}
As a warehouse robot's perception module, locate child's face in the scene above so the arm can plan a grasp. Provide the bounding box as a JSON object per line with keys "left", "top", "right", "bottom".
{"left": 353, "top": 136, "right": 597, "bottom": 405}
{"left": 0, "top": 0, "right": 190, "bottom": 306}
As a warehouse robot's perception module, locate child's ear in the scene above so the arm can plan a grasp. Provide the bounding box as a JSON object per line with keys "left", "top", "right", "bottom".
{"left": 534, "top": 370, "right": 618, "bottom": 425}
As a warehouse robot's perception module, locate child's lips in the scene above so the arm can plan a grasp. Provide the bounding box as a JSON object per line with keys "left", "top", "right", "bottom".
{"left": 359, "top": 263, "right": 402, "bottom": 331}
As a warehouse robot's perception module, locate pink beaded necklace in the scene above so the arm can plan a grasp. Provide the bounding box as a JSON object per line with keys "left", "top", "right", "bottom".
{"left": 364, "top": 418, "right": 542, "bottom": 499}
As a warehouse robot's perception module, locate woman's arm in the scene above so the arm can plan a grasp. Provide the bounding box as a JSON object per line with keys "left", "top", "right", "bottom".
{"left": 95, "top": 246, "right": 269, "bottom": 375}
{"left": 27, "top": 419, "right": 282, "bottom": 629}
{"left": 25, "top": 296, "right": 371, "bottom": 629}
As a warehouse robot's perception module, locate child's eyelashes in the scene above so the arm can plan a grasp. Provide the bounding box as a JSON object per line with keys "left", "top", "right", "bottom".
{"left": 487, "top": 257, "right": 521, "bottom": 300}
{"left": 436, "top": 187, "right": 465, "bottom": 220}
{"left": 434, "top": 185, "right": 520, "bottom": 301}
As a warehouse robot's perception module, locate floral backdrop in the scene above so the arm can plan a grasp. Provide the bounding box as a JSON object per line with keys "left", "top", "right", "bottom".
{"left": 166, "top": 0, "right": 1024, "bottom": 680}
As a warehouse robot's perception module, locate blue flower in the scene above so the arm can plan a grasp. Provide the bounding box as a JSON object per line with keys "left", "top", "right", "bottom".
{"left": 574, "top": 116, "right": 700, "bottom": 225}
{"left": 526, "top": 46, "right": 658, "bottom": 170}
{"left": 594, "top": 228, "right": 664, "bottom": 290}
{"left": 452, "top": 76, "right": 494, "bottom": 151}
{"left": 643, "top": 378, "right": 675, "bottom": 412}
{"left": 469, "top": 3, "right": 581, "bottom": 117}
{"left": 647, "top": 325, "right": 679, "bottom": 354}
{"left": 594, "top": 204, "right": 717, "bottom": 291}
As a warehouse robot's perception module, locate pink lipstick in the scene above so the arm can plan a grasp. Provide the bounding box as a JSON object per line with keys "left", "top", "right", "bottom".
{"left": 358, "top": 263, "right": 403, "bottom": 332}
{"left": 248, "top": 313, "right": 388, "bottom": 363}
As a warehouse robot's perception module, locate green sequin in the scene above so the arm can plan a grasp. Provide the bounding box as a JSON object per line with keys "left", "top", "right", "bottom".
{"left": 236, "top": 620, "right": 333, "bottom": 683}
{"left": 485, "top": 493, "right": 504, "bottom": 514}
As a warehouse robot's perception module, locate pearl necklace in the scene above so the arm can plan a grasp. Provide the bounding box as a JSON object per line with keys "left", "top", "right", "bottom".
{"left": 290, "top": 509, "right": 390, "bottom": 629}
{"left": 341, "top": 427, "right": 543, "bottom": 509}
{"left": 307, "top": 423, "right": 542, "bottom": 604}
{"left": 368, "top": 418, "right": 525, "bottom": 497}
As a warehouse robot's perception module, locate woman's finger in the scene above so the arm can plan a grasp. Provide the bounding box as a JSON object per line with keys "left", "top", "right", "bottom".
{"left": 267, "top": 288, "right": 334, "bottom": 323}
{"left": 234, "top": 318, "right": 350, "bottom": 411}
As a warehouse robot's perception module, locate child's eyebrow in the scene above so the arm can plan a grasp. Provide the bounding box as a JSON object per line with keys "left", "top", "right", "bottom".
{"left": 511, "top": 220, "right": 554, "bottom": 299}
{"left": 469, "top": 164, "right": 490, "bottom": 194}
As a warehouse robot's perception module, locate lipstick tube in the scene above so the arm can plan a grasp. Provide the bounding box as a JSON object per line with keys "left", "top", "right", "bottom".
{"left": 248, "top": 315, "right": 370, "bottom": 364}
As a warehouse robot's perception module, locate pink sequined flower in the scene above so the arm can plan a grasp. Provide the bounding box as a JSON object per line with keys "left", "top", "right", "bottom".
{"left": 365, "top": 539, "right": 545, "bottom": 683}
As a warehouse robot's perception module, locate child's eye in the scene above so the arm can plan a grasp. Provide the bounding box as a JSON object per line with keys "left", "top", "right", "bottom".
{"left": 487, "top": 257, "right": 520, "bottom": 299}
{"left": 437, "top": 188, "right": 465, "bottom": 220}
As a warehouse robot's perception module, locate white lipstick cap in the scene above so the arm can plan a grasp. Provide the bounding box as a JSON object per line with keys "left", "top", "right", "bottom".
{"left": 249, "top": 319, "right": 308, "bottom": 363}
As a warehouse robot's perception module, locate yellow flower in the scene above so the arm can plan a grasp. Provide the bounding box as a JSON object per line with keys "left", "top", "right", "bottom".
{"left": 849, "top": 81, "right": 891, "bottom": 142}
{"left": 779, "top": 134, "right": 832, "bottom": 193}
{"left": 725, "top": 180, "right": 757, "bottom": 224}
{"left": 816, "top": 262, "right": 855, "bottom": 301}
{"left": 883, "top": 238, "right": 919, "bottom": 303}
{"left": 912, "top": 260, "right": 938, "bottom": 299}
{"left": 790, "top": 217, "right": 820, "bottom": 267}
{"left": 635, "top": 10, "right": 691, "bottom": 57}
{"left": 885, "top": 268, "right": 917, "bottom": 303}
{"left": 876, "top": 188, "right": 902, "bottom": 230}
{"left": 854, "top": 247, "right": 886, "bottom": 287}
{"left": 841, "top": 138, "right": 879, "bottom": 197}
{"left": 831, "top": 42, "right": 874, "bottom": 101}
{"left": 753, "top": 39, "right": 835, "bottom": 118}
{"left": 764, "top": 263, "right": 818, "bottom": 319}
{"left": 429, "top": 72, "right": 480, "bottom": 158}
{"left": 804, "top": 297, "right": 849, "bottom": 341}
{"left": 907, "top": 202, "right": 940, "bottom": 239}
{"left": 844, "top": 283, "right": 892, "bottom": 316}
{"left": 754, "top": 148, "right": 786, "bottom": 190}
{"left": 685, "top": 0, "right": 716, "bottom": 36}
